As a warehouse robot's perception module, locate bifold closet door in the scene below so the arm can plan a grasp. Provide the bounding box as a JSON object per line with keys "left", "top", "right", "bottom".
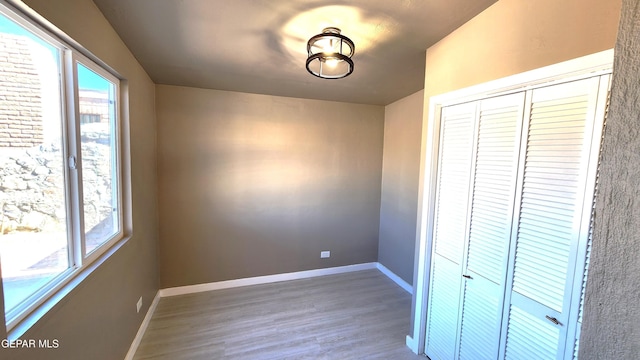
{"left": 425, "top": 74, "right": 609, "bottom": 360}
{"left": 426, "top": 92, "right": 526, "bottom": 360}
{"left": 502, "top": 76, "right": 609, "bottom": 360}
{"left": 458, "top": 93, "right": 525, "bottom": 360}
{"left": 425, "top": 102, "right": 477, "bottom": 360}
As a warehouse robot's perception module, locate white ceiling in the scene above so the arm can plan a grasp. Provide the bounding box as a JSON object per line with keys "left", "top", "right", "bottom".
{"left": 92, "top": 0, "right": 497, "bottom": 105}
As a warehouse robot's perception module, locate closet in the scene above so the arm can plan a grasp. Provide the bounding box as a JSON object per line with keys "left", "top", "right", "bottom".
{"left": 423, "top": 72, "right": 610, "bottom": 360}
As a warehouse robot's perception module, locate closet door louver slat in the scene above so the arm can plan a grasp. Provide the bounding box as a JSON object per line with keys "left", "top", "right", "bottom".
{"left": 505, "top": 304, "right": 560, "bottom": 360}
{"left": 458, "top": 93, "right": 525, "bottom": 360}
{"left": 428, "top": 255, "right": 465, "bottom": 360}
{"left": 466, "top": 94, "right": 523, "bottom": 282}
{"left": 459, "top": 274, "right": 503, "bottom": 360}
{"left": 572, "top": 81, "right": 609, "bottom": 360}
{"left": 505, "top": 77, "right": 602, "bottom": 360}
{"left": 426, "top": 102, "right": 476, "bottom": 360}
{"left": 433, "top": 104, "right": 476, "bottom": 263}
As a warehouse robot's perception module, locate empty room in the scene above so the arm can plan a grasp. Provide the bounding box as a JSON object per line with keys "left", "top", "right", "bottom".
{"left": 0, "top": 0, "right": 637, "bottom": 359}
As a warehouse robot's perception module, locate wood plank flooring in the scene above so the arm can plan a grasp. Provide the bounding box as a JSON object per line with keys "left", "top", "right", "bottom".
{"left": 133, "top": 269, "right": 426, "bottom": 359}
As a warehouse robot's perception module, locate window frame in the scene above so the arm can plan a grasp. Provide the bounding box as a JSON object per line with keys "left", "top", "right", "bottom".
{"left": 0, "top": 0, "right": 129, "bottom": 337}
{"left": 70, "top": 53, "right": 124, "bottom": 264}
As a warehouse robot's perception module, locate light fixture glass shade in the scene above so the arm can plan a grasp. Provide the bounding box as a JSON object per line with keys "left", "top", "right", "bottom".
{"left": 306, "top": 27, "right": 355, "bottom": 79}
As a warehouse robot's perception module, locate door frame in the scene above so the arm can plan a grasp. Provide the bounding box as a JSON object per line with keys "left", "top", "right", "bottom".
{"left": 406, "top": 49, "right": 614, "bottom": 355}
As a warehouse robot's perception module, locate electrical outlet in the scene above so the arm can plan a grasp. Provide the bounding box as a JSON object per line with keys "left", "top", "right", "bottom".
{"left": 136, "top": 296, "right": 142, "bottom": 313}
{"left": 321, "top": 251, "right": 330, "bottom": 258}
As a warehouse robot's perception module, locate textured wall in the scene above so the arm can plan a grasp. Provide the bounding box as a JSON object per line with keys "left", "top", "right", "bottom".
{"left": 378, "top": 90, "right": 423, "bottom": 284}
{"left": 0, "top": 0, "right": 159, "bottom": 359}
{"left": 412, "top": 0, "right": 621, "bottom": 340}
{"left": 157, "top": 85, "right": 384, "bottom": 288}
{"left": 580, "top": 1, "right": 640, "bottom": 358}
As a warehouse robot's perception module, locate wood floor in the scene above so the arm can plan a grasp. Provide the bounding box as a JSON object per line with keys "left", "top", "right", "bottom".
{"left": 133, "top": 269, "right": 426, "bottom": 359}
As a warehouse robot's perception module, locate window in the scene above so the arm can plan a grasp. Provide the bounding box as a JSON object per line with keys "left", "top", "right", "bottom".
{"left": 76, "top": 62, "right": 121, "bottom": 256}
{"left": 0, "top": 3, "right": 125, "bottom": 332}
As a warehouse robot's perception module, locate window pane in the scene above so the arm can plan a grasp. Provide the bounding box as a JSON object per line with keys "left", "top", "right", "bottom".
{"left": 77, "top": 63, "right": 119, "bottom": 255}
{"left": 0, "top": 14, "right": 70, "bottom": 316}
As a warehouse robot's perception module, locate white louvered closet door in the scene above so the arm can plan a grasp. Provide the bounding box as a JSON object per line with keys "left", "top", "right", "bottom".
{"left": 426, "top": 102, "right": 477, "bottom": 360}
{"left": 425, "top": 74, "right": 609, "bottom": 360}
{"left": 502, "top": 76, "right": 609, "bottom": 360}
{"left": 458, "top": 93, "right": 525, "bottom": 360}
{"left": 571, "top": 83, "right": 609, "bottom": 360}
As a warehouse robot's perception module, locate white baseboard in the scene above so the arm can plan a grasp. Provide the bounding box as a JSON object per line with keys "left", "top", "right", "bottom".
{"left": 406, "top": 335, "right": 419, "bottom": 354}
{"left": 124, "top": 291, "right": 160, "bottom": 360}
{"left": 376, "top": 263, "right": 413, "bottom": 294}
{"left": 159, "top": 262, "right": 378, "bottom": 297}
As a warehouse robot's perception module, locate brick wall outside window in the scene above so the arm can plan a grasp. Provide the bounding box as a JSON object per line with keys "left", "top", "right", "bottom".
{"left": 0, "top": 33, "right": 44, "bottom": 148}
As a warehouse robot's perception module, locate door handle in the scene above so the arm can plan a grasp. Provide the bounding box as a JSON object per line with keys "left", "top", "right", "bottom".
{"left": 545, "top": 315, "right": 562, "bottom": 326}
{"left": 462, "top": 274, "right": 472, "bottom": 279}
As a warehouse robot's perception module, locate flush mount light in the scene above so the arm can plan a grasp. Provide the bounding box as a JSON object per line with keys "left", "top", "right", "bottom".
{"left": 306, "top": 27, "right": 355, "bottom": 79}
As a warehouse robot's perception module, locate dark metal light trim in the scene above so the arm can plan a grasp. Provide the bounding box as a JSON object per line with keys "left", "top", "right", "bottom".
{"left": 306, "top": 27, "right": 355, "bottom": 79}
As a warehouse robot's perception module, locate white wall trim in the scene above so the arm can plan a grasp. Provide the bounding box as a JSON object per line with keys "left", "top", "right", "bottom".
{"left": 124, "top": 291, "right": 160, "bottom": 360}
{"left": 376, "top": 263, "right": 413, "bottom": 294}
{"left": 159, "top": 263, "right": 378, "bottom": 297}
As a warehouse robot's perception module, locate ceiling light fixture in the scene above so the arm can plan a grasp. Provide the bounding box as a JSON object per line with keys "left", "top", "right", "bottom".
{"left": 306, "top": 27, "right": 355, "bottom": 79}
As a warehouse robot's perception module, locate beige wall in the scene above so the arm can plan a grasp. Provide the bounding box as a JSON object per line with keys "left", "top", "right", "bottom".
{"left": 424, "top": 0, "right": 620, "bottom": 101}
{"left": 1, "top": 0, "right": 159, "bottom": 359}
{"left": 412, "top": 0, "right": 621, "bottom": 339}
{"left": 378, "top": 90, "right": 423, "bottom": 284}
{"left": 156, "top": 85, "right": 384, "bottom": 288}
